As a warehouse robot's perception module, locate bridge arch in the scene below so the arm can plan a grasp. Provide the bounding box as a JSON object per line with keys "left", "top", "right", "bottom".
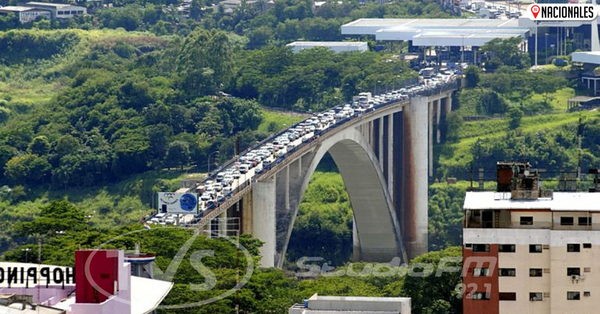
{"left": 277, "top": 126, "right": 408, "bottom": 267}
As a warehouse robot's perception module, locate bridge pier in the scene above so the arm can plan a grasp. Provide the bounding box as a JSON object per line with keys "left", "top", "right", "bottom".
{"left": 252, "top": 177, "right": 277, "bottom": 267}
{"left": 436, "top": 99, "right": 442, "bottom": 144}
{"left": 403, "top": 96, "right": 430, "bottom": 259}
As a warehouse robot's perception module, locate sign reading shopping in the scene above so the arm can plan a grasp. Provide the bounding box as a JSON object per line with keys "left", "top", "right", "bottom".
{"left": 527, "top": 4, "right": 598, "bottom": 21}
{"left": 158, "top": 192, "right": 199, "bottom": 214}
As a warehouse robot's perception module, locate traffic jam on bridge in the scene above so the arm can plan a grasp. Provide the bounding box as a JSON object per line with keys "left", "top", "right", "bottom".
{"left": 148, "top": 67, "right": 460, "bottom": 227}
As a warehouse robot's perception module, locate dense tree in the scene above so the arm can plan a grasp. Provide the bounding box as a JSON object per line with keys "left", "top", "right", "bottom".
{"left": 481, "top": 37, "right": 530, "bottom": 70}
{"left": 166, "top": 140, "right": 191, "bottom": 169}
{"left": 464, "top": 66, "right": 480, "bottom": 88}
{"left": 403, "top": 247, "right": 462, "bottom": 314}
{"left": 429, "top": 185, "right": 465, "bottom": 251}
{"left": 5, "top": 154, "right": 51, "bottom": 184}
{"left": 444, "top": 111, "right": 463, "bottom": 143}
{"left": 177, "top": 29, "right": 234, "bottom": 98}
{"left": 288, "top": 171, "right": 353, "bottom": 266}
{"left": 508, "top": 106, "right": 523, "bottom": 130}
{"left": 28, "top": 136, "right": 51, "bottom": 155}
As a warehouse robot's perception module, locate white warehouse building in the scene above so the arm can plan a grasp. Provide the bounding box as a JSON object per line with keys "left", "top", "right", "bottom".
{"left": 286, "top": 41, "right": 369, "bottom": 53}
{"left": 24, "top": 2, "right": 86, "bottom": 19}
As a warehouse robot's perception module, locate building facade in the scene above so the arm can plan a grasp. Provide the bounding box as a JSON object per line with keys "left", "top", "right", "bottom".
{"left": 463, "top": 162, "right": 600, "bottom": 314}
{"left": 0, "top": 6, "right": 51, "bottom": 23}
{"left": 290, "top": 294, "right": 411, "bottom": 314}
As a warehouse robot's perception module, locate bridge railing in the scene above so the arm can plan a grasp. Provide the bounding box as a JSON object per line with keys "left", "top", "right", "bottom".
{"left": 190, "top": 77, "right": 460, "bottom": 228}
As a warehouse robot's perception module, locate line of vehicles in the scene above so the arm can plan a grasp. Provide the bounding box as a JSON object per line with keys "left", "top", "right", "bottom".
{"left": 147, "top": 69, "right": 460, "bottom": 227}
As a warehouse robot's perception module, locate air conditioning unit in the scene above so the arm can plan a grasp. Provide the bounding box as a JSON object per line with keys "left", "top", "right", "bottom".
{"left": 572, "top": 275, "right": 582, "bottom": 282}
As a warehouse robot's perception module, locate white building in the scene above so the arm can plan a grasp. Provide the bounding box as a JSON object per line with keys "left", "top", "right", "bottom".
{"left": 24, "top": 2, "right": 86, "bottom": 19}
{"left": 289, "top": 294, "right": 411, "bottom": 314}
{"left": 341, "top": 18, "right": 529, "bottom": 47}
{"left": 0, "top": 250, "right": 171, "bottom": 314}
{"left": 0, "top": 6, "right": 51, "bottom": 23}
{"left": 463, "top": 162, "right": 600, "bottom": 314}
{"left": 286, "top": 41, "right": 369, "bottom": 53}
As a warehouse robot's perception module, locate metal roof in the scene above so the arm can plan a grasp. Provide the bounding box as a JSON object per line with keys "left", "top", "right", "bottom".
{"left": 341, "top": 18, "right": 529, "bottom": 47}
{"left": 0, "top": 6, "right": 38, "bottom": 12}
{"left": 287, "top": 41, "right": 367, "bottom": 47}
{"left": 25, "top": 2, "right": 73, "bottom": 8}
{"left": 463, "top": 191, "right": 600, "bottom": 212}
{"left": 572, "top": 51, "right": 600, "bottom": 65}
{"left": 568, "top": 96, "right": 600, "bottom": 103}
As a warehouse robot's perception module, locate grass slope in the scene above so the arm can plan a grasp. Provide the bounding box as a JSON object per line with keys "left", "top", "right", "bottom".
{"left": 441, "top": 110, "right": 598, "bottom": 168}
{"left": 257, "top": 109, "right": 306, "bottom": 133}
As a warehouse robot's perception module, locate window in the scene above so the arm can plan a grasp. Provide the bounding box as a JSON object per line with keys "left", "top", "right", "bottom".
{"left": 77, "top": 10, "right": 83, "bottom": 14}
{"left": 499, "top": 292, "right": 516, "bottom": 301}
{"left": 584, "top": 267, "right": 591, "bottom": 273}
{"left": 584, "top": 291, "right": 591, "bottom": 297}
{"left": 583, "top": 243, "right": 592, "bottom": 249}
{"left": 568, "top": 244, "right": 581, "bottom": 252}
{"left": 499, "top": 268, "right": 516, "bottom": 277}
{"left": 568, "top": 268, "right": 581, "bottom": 276}
{"left": 567, "top": 291, "right": 581, "bottom": 300}
{"left": 499, "top": 244, "right": 516, "bottom": 253}
{"left": 530, "top": 244, "right": 543, "bottom": 253}
{"left": 70, "top": 10, "right": 77, "bottom": 14}
{"left": 473, "top": 268, "right": 490, "bottom": 277}
{"left": 473, "top": 244, "right": 490, "bottom": 252}
{"left": 578, "top": 217, "right": 592, "bottom": 226}
{"left": 561, "top": 217, "right": 574, "bottom": 226}
{"left": 470, "top": 292, "right": 490, "bottom": 300}
{"left": 530, "top": 268, "right": 543, "bottom": 277}
{"left": 520, "top": 216, "right": 533, "bottom": 225}
{"left": 530, "top": 292, "right": 543, "bottom": 301}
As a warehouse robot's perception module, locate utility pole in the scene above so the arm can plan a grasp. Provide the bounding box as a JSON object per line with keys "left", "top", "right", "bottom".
{"left": 577, "top": 116, "right": 584, "bottom": 180}
{"left": 535, "top": 21, "right": 539, "bottom": 67}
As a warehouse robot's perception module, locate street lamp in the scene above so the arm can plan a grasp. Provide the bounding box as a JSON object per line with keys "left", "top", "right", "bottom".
{"left": 375, "top": 80, "right": 382, "bottom": 95}
{"left": 461, "top": 35, "right": 465, "bottom": 63}
{"left": 21, "top": 248, "right": 31, "bottom": 263}
{"left": 545, "top": 33, "right": 549, "bottom": 63}
{"left": 207, "top": 151, "right": 220, "bottom": 173}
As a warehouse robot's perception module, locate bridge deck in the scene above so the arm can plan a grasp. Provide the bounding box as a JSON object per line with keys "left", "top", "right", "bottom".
{"left": 191, "top": 80, "right": 459, "bottom": 232}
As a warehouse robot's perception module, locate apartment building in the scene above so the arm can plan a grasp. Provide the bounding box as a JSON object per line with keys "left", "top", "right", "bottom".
{"left": 463, "top": 162, "right": 600, "bottom": 314}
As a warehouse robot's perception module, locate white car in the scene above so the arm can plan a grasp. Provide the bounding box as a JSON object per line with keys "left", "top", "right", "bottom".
{"left": 222, "top": 175, "right": 234, "bottom": 186}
